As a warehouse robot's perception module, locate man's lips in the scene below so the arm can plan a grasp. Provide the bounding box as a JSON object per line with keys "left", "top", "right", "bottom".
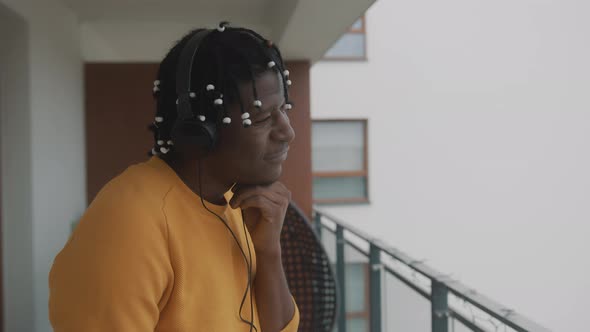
{"left": 264, "top": 147, "right": 290, "bottom": 161}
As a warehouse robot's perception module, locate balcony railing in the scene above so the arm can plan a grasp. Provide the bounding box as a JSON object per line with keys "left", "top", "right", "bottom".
{"left": 313, "top": 208, "right": 551, "bottom": 332}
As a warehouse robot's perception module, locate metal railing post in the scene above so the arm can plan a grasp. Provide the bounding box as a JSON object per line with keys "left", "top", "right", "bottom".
{"left": 431, "top": 280, "right": 449, "bottom": 332}
{"left": 314, "top": 211, "right": 322, "bottom": 239}
{"left": 336, "top": 225, "right": 347, "bottom": 332}
{"left": 369, "top": 243, "right": 382, "bottom": 332}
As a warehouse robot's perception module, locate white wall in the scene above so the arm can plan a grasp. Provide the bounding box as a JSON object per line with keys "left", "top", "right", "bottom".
{"left": 311, "top": 0, "right": 590, "bottom": 331}
{"left": 0, "top": 1, "right": 86, "bottom": 331}
{"left": 0, "top": 5, "right": 34, "bottom": 332}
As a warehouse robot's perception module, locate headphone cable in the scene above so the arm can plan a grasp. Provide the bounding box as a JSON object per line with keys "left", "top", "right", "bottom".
{"left": 197, "top": 159, "right": 257, "bottom": 332}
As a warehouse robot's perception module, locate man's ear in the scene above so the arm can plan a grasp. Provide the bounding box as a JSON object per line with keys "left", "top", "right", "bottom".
{"left": 171, "top": 142, "right": 211, "bottom": 160}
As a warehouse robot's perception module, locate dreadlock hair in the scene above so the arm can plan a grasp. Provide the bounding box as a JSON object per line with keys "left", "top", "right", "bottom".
{"left": 149, "top": 23, "right": 293, "bottom": 158}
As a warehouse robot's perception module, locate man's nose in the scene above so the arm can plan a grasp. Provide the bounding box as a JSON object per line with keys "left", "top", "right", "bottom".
{"left": 272, "top": 111, "right": 295, "bottom": 144}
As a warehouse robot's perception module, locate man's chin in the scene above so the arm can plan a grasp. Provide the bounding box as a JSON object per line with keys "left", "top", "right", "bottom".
{"left": 243, "top": 165, "right": 282, "bottom": 186}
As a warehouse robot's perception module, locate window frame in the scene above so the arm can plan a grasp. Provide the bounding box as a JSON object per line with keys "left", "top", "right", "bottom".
{"left": 322, "top": 16, "right": 368, "bottom": 62}
{"left": 312, "top": 119, "right": 369, "bottom": 204}
{"left": 348, "top": 16, "right": 366, "bottom": 34}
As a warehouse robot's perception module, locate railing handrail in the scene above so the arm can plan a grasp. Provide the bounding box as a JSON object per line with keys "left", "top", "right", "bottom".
{"left": 313, "top": 207, "right": 552, "bottom": 332}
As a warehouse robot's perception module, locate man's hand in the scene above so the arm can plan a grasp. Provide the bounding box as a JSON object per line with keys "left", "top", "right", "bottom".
{"left": 229, "top": 182, "right": 291, "bottom": 256}
{"left": 230, "top": 182, "right": 298, "bottom": 331}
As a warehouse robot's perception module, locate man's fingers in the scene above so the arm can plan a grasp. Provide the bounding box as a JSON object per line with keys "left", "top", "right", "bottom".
{"left": 230, "top": 183, "right": 289, "bottom": 209}
{"left": 237, "top": 196, "right": 277, "bottom": 214}
{"left": 230, "top": 187, "right": 258, "bottom": 208}
{"left": 234, "top": 191, "right": 285, "bottom": 210}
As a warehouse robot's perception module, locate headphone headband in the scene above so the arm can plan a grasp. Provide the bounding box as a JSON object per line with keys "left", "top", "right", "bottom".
{"left": 171, "top": 29, "right": 218, "bottom": 149}
{"left": 175, "top": 29, "right": 213, "bottom": 120}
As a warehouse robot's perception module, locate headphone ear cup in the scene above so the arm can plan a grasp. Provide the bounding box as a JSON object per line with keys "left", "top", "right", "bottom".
{"left": 171, "top": 118, "right": 217, "bottom": 151}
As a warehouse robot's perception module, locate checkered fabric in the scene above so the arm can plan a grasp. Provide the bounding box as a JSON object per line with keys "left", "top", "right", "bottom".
{"left": 281, "top": 203, "right": 338, "bottom": 332}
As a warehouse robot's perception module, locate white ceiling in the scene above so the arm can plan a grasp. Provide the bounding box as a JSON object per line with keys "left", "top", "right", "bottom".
{"left": 60, "top": 0, "right": 376, "bottom": 62}
{"left": 61, "top": 0, "right": 271, "bottom": 23}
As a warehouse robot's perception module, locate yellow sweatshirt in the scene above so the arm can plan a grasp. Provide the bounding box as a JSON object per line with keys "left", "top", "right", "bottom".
{"left": 49, "top": 156, "right": 300, "bottom": 331}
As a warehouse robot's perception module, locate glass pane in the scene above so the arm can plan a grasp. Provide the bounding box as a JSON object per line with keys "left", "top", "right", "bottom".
{"left": 324, "top": 33, "right": 366, "bottom": 58}
{"left": 345, "top": 263, "right": 367, "bottom": 312}
{"left": 449, "top": 318, "right": 476, "bottom": 332}
{"left": 347, "top": 317, "right": 368, "bottom": 332}
{"left": 383, "top": 273, "right": 431, "bottom": 332}
{"left": 312, "top": 121, "right": 365, "bottom": 172}
{"left": 345, "top": 243, "right": 369, "bottom": 313}
{"left": 321, "top": 229, "right": 337, "bottom": 263}
{"left": 351, "top": 18, "right": 364, "bottom": 31}
{"left": 313, "top": 176, "right": 367, "bottom": 200}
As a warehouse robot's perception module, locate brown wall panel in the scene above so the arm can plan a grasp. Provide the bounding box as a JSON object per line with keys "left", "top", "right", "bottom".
{"left": 85, "top": 63, "right": 159, "bottom": 203}
{"left": 278, "top": 61, "right": 312, "bottom": 217}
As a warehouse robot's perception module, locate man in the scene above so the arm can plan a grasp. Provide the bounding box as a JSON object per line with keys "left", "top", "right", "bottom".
{"left": 49, "top": 23, "right": 299, "bottom": 332}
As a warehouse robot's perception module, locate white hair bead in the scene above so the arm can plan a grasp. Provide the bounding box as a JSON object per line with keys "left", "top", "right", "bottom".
{"left": 189, "top": 92, "right": 196, "bottom": 98}
{"left": 159, "top": 147, "right": 170, "bottom": 154}
{"left": 286, "top": 79, "right": 292, "bottom": 86}
{"left": 253, "top": 100, "right": 262, "bottom": 107}
{"left": 283, "top": 70, "right": 290, "bottom": 76}
{"left": 285, "top": 103, "right": 293, "bottom": 110}
{"left": 175, "top": 99, "right": 179, "bottom": 105}
{"left": 157, "top": 140, "right": 164, "bottom": 145}
{"left": 267, "top": 61, "right": 276, "bottom": 68}
{"left": 153, "top": 86, "right": 160, "bottom": 93}
{"left": 206, "top": 84, "right": 215, "bottom": 91}
{"left": 167, "top": 140, "right": 174, "bottom": 145}
{"left": 155, "top": 116, "right": 164, "bottom": 123}
{"left": 243, "top": 119, "right": 252, "bottom": 126}
{"left": 151, "top": 148, "right": 158, "bottom": 155}
{"left": 223, "top": 117, "right": 232, "bottom": 124}
{"left": 198, "top": 115, "right": 206, "bottom": 122}
{"left": 214, "top": 98, "right": 223, "bottom": 105}
{"left": 154, "top": 80, "right": 161, "bottom": 86}
{"left": 241, "top": 112, "right": 250, "bottom": 120}
{"left": 217, "top": 25, "right": 226, "bottom": 32}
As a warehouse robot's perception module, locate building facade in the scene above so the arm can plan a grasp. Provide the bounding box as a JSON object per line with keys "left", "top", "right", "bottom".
{"left": 311, "top": 1, "right": 590, "bottom": 331}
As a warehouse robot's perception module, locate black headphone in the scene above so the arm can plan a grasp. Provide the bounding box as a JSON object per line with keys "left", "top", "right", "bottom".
{"left": 171, "top": 29, "right": 218, "bottom": 152}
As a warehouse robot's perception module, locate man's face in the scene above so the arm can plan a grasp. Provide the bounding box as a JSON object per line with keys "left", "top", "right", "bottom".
{"left": 208, "top": 70, "right": 295, "bottom": 185}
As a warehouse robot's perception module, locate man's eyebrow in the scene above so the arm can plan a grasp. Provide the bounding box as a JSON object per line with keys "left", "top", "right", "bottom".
{"left": 250, "top": 106, "right": 271, "bottom": 117}
{"left": 255, "top": 100, "right": 285, "bottom": 114}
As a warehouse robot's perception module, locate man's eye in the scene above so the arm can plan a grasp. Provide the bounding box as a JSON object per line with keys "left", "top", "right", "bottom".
{"left": 254, "top": 116, "right": 271, "bottom": 124}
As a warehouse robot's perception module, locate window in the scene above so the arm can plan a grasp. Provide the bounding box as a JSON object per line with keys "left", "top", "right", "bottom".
{"left": 312, "top": 120, "right": 369, "bottom": 204}
{"left": 323, "top": 17, "right": 367, "bottom": 60}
